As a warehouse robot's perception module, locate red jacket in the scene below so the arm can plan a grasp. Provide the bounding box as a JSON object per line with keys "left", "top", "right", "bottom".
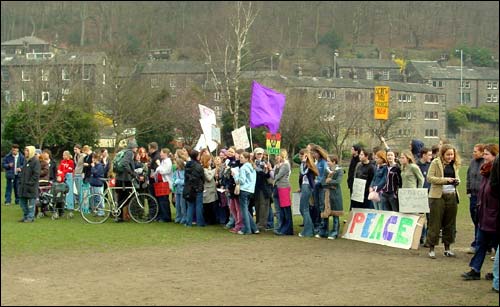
{"left": 57, "top": 159, "right": 74, "bottom": 181}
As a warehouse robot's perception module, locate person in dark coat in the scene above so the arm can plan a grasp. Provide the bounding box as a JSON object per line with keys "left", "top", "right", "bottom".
{"left": 2, "top": 144, "right": 25, "bottom": 206}
{"left": 184, "top": 150, "right": 205, "bottom": 227}
{"left": 18, "top": 146, "right": 41, "bottom": 222}
{"left": 114, "top": 139, "right": 138, "bottom": 222}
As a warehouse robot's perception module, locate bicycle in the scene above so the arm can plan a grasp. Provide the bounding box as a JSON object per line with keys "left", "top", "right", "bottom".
{"left": 81, "top": 177, "right": 159, "bottom": 224}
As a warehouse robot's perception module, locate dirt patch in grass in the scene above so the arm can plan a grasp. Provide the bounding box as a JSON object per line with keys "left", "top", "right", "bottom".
{"left": 1, "top": 230, "right": 497, "bottom": 306}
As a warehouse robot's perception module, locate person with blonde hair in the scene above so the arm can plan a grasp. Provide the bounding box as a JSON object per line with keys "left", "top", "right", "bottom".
{"left": 201, "top": 154, "right": 218, "bottom": 225}
{"left": 426, "top": 143, "right": 461, "bottom": 259}
{"left": 399, "top": 150, "right": 424, "bottom": 189}
{"left": 173, "top": 158, "right": 187, "bottom": 224}
{"left": 57, "top": 150, "right": 75, "bottom": 210}
{"left": 154, "top": 148, "right": 173, "bottom": 222}
{"left": 274, "top": 149, "right": 293, "bottom": 235}
{"left": 18, "top": 146, "right": 41, "bottom": 222}
{"left": 298, "top": 149, "right": 318, "bottom": 238}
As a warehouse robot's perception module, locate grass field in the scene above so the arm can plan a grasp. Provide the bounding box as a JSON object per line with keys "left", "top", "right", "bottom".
{"left": 0, "top": 165, "right": 469, "bottom": 257}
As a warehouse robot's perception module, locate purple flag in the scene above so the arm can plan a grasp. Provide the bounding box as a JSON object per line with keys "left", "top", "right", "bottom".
{"left": 249, "top": 80, "right": 286, "bottom": 133}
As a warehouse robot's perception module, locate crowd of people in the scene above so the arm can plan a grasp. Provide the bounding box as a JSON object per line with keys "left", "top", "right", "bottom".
{"left": 2, "top": 137, "right": 498, "bottom": 292}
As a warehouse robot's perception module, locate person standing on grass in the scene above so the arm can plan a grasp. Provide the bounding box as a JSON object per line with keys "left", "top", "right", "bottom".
{"left": 154, "top": 148, "right": 173, "bottom": 223}
{"left": 236, "top": 152, "right": 258, "bottom": 234}
{"left": 369, "top": 150, "right": 388, "bottom": 211}
{"left": 57, "top": 150, "right": 75, "bottom": 210}
{"left": 351, "top": 148, "right": 376, "bottom": 210}
{"left": 184, "top": 149, "right": 206, "bottom": 227}
{"left": 173, "top": 158, "right": 186, "bottom": 224}
{"left": 3, "top": 144, "right": 25, "bottom": 206}
{"left": 380, "top": 150, "right": 401, "bottom": 212}
{"left": 311, "top": 145, "right": 329, "bottom": 237}
{"left": 323, "top": 154, "right": 344, "bottom": 240}
{"left": 347, "top": 144, "right": 361, "bottom": 210}
{"left": 274, "top": 149, "right": 293, "bottom": 236}
{"left": 298, "top": 149, "right": 318, "bottom": 238}
{"left": 18, "top": 146, "right": 40, "bottom": 223}
{"left": 426, "top": 144, "right": 461, "bottom": 259}
{"left": 461, "top": 144, "right": 499, "bottom": 281}
{"left": 489, "top": 154, "right": 499, "bottom": 293}
{"left": 466, "top": 144, "right": 485, "bottom": 254}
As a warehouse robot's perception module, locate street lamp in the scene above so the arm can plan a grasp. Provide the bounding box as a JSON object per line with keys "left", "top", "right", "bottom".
{"left": 271, "top": 53, "right": 280, "bottom": 72}
{"left": 333, "top": 50, "right": 339, "bottom": 78}
{"left": 455, "top": 49, "right": 463, "bottom": 105}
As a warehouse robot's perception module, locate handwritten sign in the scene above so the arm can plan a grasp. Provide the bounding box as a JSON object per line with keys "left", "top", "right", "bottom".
{"left": 351, "top": 178, "right": 366, "bottom": 203}
{"left": 198, "top": 104, "right": 216, "bottom": 126}
{"left": 342, "top": 209, "right": 423, "bottom": 249}
{"left": 231, "top": 126, "right": 250, "bottom": 150}
{"left": 374, "top": 86, "right": 390, "bottom": 120}
{"left": 398, "top": 188, "right": 430, "bottom": 213}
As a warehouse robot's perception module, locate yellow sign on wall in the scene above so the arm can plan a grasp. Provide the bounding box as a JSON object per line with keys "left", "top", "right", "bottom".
{"left": 374, "top": 86, "right": 390, "bottom": 120}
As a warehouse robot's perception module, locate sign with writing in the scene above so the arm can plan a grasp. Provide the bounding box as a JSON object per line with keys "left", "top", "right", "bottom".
{"left": 199, "top": 119, "right": 218, "bottom": 152}
{"left": 291, "top": 192, "right": 301, "bottom": 215}
{"left": 231, "top": 126, "right": 250, "bottom": 150}
{"left": 266, "top": 133, "right": 281, "bottom": 155}
{"left": 398, "top": 188, "right": 430, "bottom": 213}
{"left": 198, "top": 104, "right": 217, "bottom": 126}
{"left": 374, "top": 86, "right": 390, "bottom": 120}
{"left": 351, "top": 178, "right": 366, "bottom": 203}
{"left": 342, "top": 209, "right": 423, "bottom": 249}
{"left": 211, "top": 126, "right": 221, "bottom": 143}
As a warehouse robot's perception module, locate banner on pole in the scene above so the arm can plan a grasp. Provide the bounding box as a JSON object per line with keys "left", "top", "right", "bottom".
{"left": 374, "top": 86, "right": 390, "bottom": 120}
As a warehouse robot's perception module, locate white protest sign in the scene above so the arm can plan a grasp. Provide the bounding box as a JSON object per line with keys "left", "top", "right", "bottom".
{"left": 199, "top": 118, "right": 218, "bottom": 152}
{"left": 194, "top": 134, "right": 206, "bottom": 152}
{"left": 292, "top": 192, "right": 301, "bottom": 215}
{"left": 211, "top": 126, "right": 221, "bottom": 143}
{"left": 398, "top": 188, "right": 430, "bottom": 213}
{"left": 351, "top": 178, "right": 366, "bottom": 203}
{"left": 198, "top": 104, "right": 217, "bottom": 126}
{"left": 231, "top": 126, "right": 250, "bottom": 150}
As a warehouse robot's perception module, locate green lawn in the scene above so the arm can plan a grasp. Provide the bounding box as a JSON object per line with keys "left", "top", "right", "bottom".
{"left": 1, "top": 165, "right": 470, "bottom": 257}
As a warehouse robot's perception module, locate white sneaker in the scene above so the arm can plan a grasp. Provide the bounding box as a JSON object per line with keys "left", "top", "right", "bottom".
{"left": 254, "top": 230, "right": 260, "bottom": 234}
{"left": 327, "top": 236, "right": 335, "bottom": 240}
{"left": 444, "top": 250, "right": 456, "bottom": 257}
{"left": 428, "top": 251, "right": 436, "bottom": 259}
{"left": 237, "top": 230, "right": 244, "bottom": 235}
{"left": 314, "top": 234, "right": 321, "bottom": 238}
{"left": 298, "top": 233, "right": 303, "bottom": 237}
{"left": 467, "top": 247, "right": 476, "bottom": 254}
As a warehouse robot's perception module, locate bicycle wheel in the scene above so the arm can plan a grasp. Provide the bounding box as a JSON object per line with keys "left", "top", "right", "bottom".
{"left": 128, "top": 193, "right": 159, "bottom": 223}
{"left": 81, "top": 193, "right": 111, "bottom": 224}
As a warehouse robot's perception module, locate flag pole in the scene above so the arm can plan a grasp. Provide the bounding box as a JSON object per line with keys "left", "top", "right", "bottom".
{"left": 249, "top": 127, "right": 254, "bottom": 153}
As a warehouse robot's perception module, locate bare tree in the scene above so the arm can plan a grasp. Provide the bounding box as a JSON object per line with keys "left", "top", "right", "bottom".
{"left": 200, "top": 1, "right": 259, "bottom": 130}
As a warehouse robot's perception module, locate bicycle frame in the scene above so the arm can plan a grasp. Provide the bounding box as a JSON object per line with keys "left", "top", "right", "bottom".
{"left": 103, "top": 179, "right": 141, "bottom": 216}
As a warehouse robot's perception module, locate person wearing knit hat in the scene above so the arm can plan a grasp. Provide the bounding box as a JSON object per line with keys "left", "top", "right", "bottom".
{"left": 254, "top": 147, "right": 265, "bottom": 155}
{"left": 18, "top": 146, "right": 41, "bottom": 222}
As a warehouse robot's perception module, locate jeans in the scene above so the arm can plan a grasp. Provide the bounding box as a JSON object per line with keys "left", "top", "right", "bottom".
{"left": 372, "top": 200, "right": 383, "bottom": 210}
{"left": 272, "top": 187, "right": 282, "bottom": 232}
{"left": 73, "top": 174, "right": 84, "bottom": 205}
{"left": 469, "top": 229, "right": 499, "bottom": 273}
{"left": 267, "top": 199, "right": 274, "bottom": 229}
{"left": 19, "top": 197, "right": 36, "bottom": 221}
{"left": 469, "top": 194, "right": 479, "bottom": 248}
{"left": 175, "top": 192, "right": 187, "bottom": 224}
{"left": 278, "top": 206, "right": 294, "bottom": 235}
{"left": 157, "top": 195, "right": 172, "bottom": 222}
{"left": 5, "top": 175, "right": 20, "bottom": 204}
{"left": 299, "top": 184, "right": 314, "bottom": 237}
{"left": 228, "top": 196, "right": 242, "bottom": 231}
{"left": 380, "top": 192, "right": 398, "bottom": 212}
{"left": 186, "top": 192, "right": 205, "bottom": 226}
{"left": 239, "top": 190, "right": 258, "bottom": 234}
{"left": 255, "top": 190, "right": 270, "bottom": 229}
{"left": 312, "top": 183, "right": 325, "bottom": 234}
{"left": 493, "top": 245, "right": 499, "bottom": 291}
{"left": 90, "top": 186, "right": 104, "bottom": 215}
{"left": 329, "top": 216, "right": 340, "bottom": 238}
{"left": 64, "top": 173, "right": 74, "bottom": 210}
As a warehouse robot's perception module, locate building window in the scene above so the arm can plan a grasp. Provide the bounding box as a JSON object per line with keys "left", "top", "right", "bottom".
{"left": 22, "top": 70, "right": 31, "bottom": 81}
{"left": 424, "top": 94, "right": 439, "bottom": 103}
{"left": 425, "top": 129, "right": 439, "bottom": 137}
{"left": 42, "top": 91, "right": 50, "bottom": 105}
{"left": 151, "top": 77, "right": 159, "bottom": 88}
{"left": 487, "top": 81, "right": 498, "bottom": 90}
{"left": 398, "top": 129, "right": 411, "bottom": 136}
{"left": 214, "top": 92, "right": 221, "bottom": 102}
{"left": 41, "top": 69, "right": 49, "bottom": 81}
{"left": 1, "top": 69, "right": 9, "bottom": 82}
{"left": 170, "top": 79, "right": 176, "bottom": 88}
{"left": 82, "top": 67, "right": 91, "bottom": 80}
{"left": 381, "top": 70, "right": 390, "bottom": 81}
{"left": 486, "top": 94, "right": 498, "bottom": 103}
{"left": 318, "top": 89, "right": 336, "bottom": 99}
{"left": 460, "top": 81, "right": 471, "bottom": 89}
{"left": 425, "top": 111, "right": 439, "bottom": 120}
{"left": 460, "top": 93, "right": 471, "bottom": 104}
{"left": 214, "top": 105, "right": 222, "bottom": 117}
{"left": 62, "top": 68, "right": 70, "bottom": 80}
{"left": 21, "top": 89, "right": 27, "bottom": 102}
{"left": 432, "top": 80, "right": 444, "bottom": 88}
{"left": 4, "top": 90, "right": 11, "bottom": 104}
{"left": 61, "top": 88, "right": 70, "bottom": 101}
{"left": 398, "top": 94, "right": 412, "bottom": 103}
{"left": 366, "top": 69, "right": 373, "bottom": 80}
{"left": 397, "top": 111, "right": 412, "bottom": 119}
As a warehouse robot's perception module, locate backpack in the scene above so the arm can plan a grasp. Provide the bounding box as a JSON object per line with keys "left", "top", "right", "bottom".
{"left": 112, "top": 149, "right": 129, "bottom": 173}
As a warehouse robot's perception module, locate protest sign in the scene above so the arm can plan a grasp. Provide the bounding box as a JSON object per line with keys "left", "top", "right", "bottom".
{"left": 398, "top": 188, "right": 430, "bottom": 213}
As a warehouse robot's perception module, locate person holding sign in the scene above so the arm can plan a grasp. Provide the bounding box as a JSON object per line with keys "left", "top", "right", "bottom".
{"left": 426, "top": 144, "right": 461, "bottom": 259}
{"left": 352, "top": 149, "right": 376, "bottom": 210}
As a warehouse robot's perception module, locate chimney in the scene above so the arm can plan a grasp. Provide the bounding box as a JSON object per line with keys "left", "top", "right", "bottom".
{"left": 437, "top": 54, "right": 448, "bottom": 68}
